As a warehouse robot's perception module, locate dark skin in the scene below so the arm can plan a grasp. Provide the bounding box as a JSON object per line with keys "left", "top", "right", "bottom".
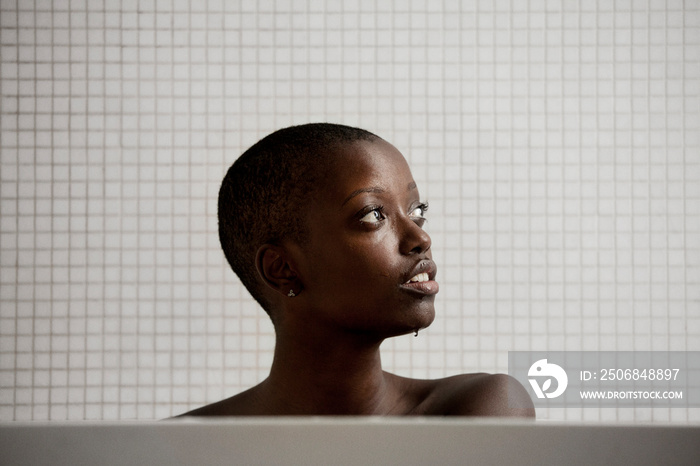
{"left": 180, "top": 139, "right": 535, "bottom": 417}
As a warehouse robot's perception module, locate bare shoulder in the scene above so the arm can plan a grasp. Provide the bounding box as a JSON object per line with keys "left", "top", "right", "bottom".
{"left": 173, "top": 386, "right": 266, "bottom": 417}
{"left": 422, "top": 373, "right": 535, "bottom": 418}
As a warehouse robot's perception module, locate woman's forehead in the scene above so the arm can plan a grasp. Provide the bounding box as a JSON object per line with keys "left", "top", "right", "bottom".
{"left": 319, "top": 139, "right": 416, "bottom": 204}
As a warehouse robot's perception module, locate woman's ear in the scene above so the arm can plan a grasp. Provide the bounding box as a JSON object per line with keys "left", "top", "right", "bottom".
{"left": 255, "top": 244, "right": 301, "bottom": 297}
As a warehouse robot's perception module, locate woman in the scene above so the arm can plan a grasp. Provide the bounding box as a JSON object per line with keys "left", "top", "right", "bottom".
{"left": 179, "top": 123, "right": 534, "bottom": 417}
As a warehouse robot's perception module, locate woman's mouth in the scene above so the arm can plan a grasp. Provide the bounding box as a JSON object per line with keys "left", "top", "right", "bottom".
{"left": 400, "top": 264, "right": 439, "bottom": 296}
{"left": 405, "top": 272, "right": 429, "bottom": 284}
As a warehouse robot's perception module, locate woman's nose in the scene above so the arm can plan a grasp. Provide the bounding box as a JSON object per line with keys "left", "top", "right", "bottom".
{"left": 398, "top": 216, "right": 432, "bottom": 255}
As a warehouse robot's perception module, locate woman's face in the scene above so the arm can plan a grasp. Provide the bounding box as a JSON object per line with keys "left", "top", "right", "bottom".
{"left": 294, "top": 138, "right": 438, "bottom": 338}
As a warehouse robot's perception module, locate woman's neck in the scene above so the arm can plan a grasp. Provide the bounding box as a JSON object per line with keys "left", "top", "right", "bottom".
{"left": 261, "top": 330, "right": 401, "bottom": 415}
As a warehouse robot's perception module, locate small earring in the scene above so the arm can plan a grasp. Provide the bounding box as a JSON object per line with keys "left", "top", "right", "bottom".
{"left": 287, "top": 289, "right": 296, "bottom": 297}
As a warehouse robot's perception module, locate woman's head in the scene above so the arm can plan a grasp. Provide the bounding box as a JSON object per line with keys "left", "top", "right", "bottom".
{"left": 219, "top": 123, "right": 437, "bottom": 335}
{"left": 219, "top": 123, "right": 380, "bottom": 313}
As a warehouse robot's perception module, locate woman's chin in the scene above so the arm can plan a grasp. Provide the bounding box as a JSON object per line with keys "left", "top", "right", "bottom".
{"left": 414, "top": 310, "right": 436, "bottom": 333}
{"left": 392, "top": 307, "right": 436, "bottom": 337}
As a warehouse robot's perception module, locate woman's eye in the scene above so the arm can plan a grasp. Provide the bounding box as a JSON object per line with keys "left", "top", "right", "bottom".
{"left": 409, "top": 203, "right": 428, "bottom": 220}
{"left": 359, "top": 209, "right": 384, "bottom": 224}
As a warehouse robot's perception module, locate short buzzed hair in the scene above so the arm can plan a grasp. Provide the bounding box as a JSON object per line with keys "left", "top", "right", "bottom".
{"left": 218, "top": 123, "right": 380, "bottom": 314}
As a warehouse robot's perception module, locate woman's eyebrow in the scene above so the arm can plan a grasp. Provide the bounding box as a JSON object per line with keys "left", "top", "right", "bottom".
{"left": 342, "top": 186, "right": 385, "bottom": 206}
{"left": 342, "top": 182, "right": 417, "bottom": 206}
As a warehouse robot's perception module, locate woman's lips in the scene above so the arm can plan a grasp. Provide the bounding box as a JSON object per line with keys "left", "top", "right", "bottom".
{"left": 400, "top": 261, "right": 439, "bottom": 296}
{"left": 400, "top": 279, "right": 439, "bottom": 295}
